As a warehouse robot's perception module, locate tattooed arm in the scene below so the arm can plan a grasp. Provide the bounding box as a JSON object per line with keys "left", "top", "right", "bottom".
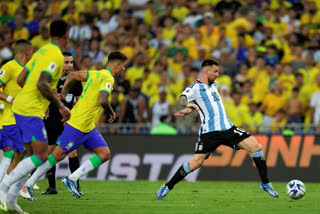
{"left": 174, "top": 95, "right": 199, "bottom": 117}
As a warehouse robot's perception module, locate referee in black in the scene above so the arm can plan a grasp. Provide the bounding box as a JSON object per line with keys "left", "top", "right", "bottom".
{"left": 42, "top": 52, "right": 83, "bottom": 195}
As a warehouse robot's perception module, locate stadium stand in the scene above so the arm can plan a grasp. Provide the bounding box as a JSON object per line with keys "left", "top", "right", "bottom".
{"left": 0, "top": 0, "right": 320, "bottom": 135}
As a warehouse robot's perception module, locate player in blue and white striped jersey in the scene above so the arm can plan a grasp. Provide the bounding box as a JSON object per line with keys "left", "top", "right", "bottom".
{"left": 156, "top": 59, "right": 278, "bottom": 200}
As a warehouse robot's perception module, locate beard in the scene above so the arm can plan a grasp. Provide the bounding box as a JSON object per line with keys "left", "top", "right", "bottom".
{"left": 208, "top": 79, "right": 214, "bottom": 85}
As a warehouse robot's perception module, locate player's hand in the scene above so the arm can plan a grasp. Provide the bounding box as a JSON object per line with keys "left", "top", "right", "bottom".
{"left": 108, "top": 111, "right": 116, "bottom": 123}
{"left": 186, "top": 103, "right": 199, "bottom": 112}
{"left": 59, "top": 105, "right": 71, "bottom": 122}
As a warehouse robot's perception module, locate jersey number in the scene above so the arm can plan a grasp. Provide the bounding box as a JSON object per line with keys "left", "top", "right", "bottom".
{"left": 233, "top": 127, "right": 246, "bottom": 136}
{"left": 211, "top": 92, "right": 220, "bottom": 101}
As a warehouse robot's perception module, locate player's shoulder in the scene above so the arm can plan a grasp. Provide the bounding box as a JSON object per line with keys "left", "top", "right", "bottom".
{"left": 186, "top": 80, "right": 201, "bottom": 89}
{"left": 1, "top": 59, "right": 15, "bottom": 69}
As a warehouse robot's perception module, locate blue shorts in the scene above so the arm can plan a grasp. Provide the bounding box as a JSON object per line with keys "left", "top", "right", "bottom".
{"left": 0, "top": 129, "right": 13, "bottom": 149}
{"left": 57, "top": 123, "right": 107, "bottom": 153}
{"left": 3, "top": 125, "right": 25, "bottom": 153}
{"left": 14, "top": 113, "right": 48, "bottom": 143}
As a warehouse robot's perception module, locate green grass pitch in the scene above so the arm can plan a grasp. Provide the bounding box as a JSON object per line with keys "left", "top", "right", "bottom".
{"left": 11, "top": 180, "right": 320, "bottom": 214}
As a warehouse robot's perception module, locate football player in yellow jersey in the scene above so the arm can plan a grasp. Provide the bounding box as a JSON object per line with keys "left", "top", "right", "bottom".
{"left": 0, "top": 20, "right": 70, "bottom": 213}
{"left": 23, "top": 51, "right": 128, "bottom": 199}
{"left": 0, "top": 40, "right": 33, "bottom": 182}
{"left": 0, "top": 87, "right": 14, "bottom": 182}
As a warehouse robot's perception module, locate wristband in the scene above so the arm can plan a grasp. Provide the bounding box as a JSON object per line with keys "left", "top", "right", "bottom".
{"left": 0, "top": 104, "right": 4, "bottom": 109}
{"left": 6, "top": 95, "right": 13, "bottom": 103}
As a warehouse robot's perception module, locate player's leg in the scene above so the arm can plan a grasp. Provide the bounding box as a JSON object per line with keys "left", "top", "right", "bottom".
{"left": 0, "top": 115, "right": 48, "bottom": 206}
{"left": 25, "top": 145, "right": 68, "bottom": 193}
{"left": 41, "top": 124, "right": 60, "bottom": 195}
{"left": 0, "top": 129, "right": 14, "bottom": 182}
{"left": 63, "top": 128, "right": 109, "bottom": 198}
{"left": 68, "top": 150, "right": 82, "bottom": 193}
{"left": 237, "top": 136, "right": 279, "bottom": 198}
{"left": 2, "top": 124, "right": 26, "bottom": 176}
{"left": 156, "top": 152, "right": 209, "bottom": 200}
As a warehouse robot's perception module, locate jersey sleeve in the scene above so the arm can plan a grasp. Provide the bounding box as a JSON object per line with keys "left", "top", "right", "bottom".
{"left": 0, "top": 63, "right": 11, "bottom": 85}
{"left": 99, "top": 75, "right": 114, "bottom": 94}
{"left": 41, "top": 54, "right": 63, "bottom": 80}
{"left": 180, "top": 85, "right": 196, "bottom": 102}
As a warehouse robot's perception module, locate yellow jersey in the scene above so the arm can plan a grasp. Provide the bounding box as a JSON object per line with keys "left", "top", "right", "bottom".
{"left": 67, "top": 69, "right": 115, "bottom": 133}
{"left": 12, "top": 42, "right": 64, "bottom": 118}
{"left": 0, "top": 59, "right": 24, "bottom": 125}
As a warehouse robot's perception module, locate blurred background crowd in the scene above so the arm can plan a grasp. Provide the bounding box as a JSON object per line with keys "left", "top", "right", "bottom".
{"left": 0, "top": 0, "right": 320, "bottom": 135}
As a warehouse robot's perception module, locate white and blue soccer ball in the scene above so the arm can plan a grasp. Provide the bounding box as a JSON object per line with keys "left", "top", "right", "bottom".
{"left": 286, "top": 180, "right": 306, "bottom": 200}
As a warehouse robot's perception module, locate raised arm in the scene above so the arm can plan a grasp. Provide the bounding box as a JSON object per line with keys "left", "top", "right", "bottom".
{"left": 61, "top": 71, "right": 88, "bottom": 98}
{"left": 37, "top": 72, "right": 70, "bottom": 122}
{"left": 99, "top": 91, "right": 116, "bottom": 123}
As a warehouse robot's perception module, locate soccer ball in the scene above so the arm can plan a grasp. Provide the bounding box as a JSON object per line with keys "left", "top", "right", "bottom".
{"left": 286, "top": 180, "right": 306, "bottom": 200}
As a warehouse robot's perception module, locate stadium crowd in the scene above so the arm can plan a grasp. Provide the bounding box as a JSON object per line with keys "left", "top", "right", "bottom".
{"left": 0, "top": 0, "right": 320, "bottom": 134}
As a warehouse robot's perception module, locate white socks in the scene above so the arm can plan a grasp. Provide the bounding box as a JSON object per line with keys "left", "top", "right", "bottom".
{"left": 0, "top": 157, "right": 37, "bottom": 193}
{"left": 69, "top": 160, "right": 94, "bottom": 181}
{"left": 25, "top": 161, "right": 52, "bottom": 187}
{"left": 0, "top": 156, "right": 11, "bottom": 182}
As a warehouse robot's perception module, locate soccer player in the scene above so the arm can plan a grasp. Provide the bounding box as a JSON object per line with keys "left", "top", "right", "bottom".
{"left": 0, "top": 40, "right": 33, "bottom": 181}
{"left": 0, "top": 20, "right": 70, "bottom": 213}
{"left": 40, "top": 52, "right": 83, "bottom": 196}
{"left": 156, "top": 59, "right": 279, "bottom": 200}
{"left": 23, "top": 51, "right": 127, "bottom": 198}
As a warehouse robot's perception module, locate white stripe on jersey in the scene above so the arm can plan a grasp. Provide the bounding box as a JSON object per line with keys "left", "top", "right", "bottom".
{"left": 181, "top": 81, "right": 232, "bottom": 134}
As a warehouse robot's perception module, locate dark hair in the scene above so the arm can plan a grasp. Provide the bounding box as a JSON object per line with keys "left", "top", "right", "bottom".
{"left": 108, "top": 51, "right": 128, "bottom": 63}
{"left": 14, "top": 39, "right": 32, "bottom": 55}
{"left": 50, "top": 20, "right": 68, "bottom": 37}
{"left": 15, "top": 39, "right": 31, "bottom": 46}
{"left": 62, "top": 51, "right": 72, "bottom": 57}
{"left": 201, "top": 58, "right": 219, "bottom": 68}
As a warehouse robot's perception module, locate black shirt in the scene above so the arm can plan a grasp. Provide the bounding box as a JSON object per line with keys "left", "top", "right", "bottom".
{"left": 44, "top": 75, "right": 82, "bottom": 128}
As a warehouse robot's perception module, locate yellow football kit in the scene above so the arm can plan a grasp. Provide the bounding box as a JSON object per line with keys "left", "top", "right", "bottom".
{"left": 12, "top": 42, "right": 64, "bottom": 118}
{"left": 0, "top": 59, "right": 24, "bottom": 125}
{"left": 67, "top": 69, "right": 115, "bottom": 133}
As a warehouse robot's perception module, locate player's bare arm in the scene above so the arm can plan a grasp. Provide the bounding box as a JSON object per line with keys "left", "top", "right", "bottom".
{"left": 0, "top": 82, "right": 14, "bottom": 103}
{"left": 61, "top": 71, "right": 88, "bottom": 99}
{"left": 37, "top": 72, "right": 70, "bottom": 122}
{"left": 17, "top": 68, "right": 29, "bottom": 87}
{"left": 99, "top": 91, "right": 116, "bottom": 123}
{"left": 174, "top": 95, "right": 199, "bottom": 117}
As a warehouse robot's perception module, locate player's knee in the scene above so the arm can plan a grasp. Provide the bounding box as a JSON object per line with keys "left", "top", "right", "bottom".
{"left": 252, "top": 143, "right": 263, "bottom": 153}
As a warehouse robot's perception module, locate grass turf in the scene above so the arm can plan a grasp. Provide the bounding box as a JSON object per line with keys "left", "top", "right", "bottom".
{"left": 9, "top": 180, "right": 319, "bottom": 214}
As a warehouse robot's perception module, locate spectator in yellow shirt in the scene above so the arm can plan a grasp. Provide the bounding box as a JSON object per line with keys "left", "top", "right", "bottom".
{"left": 259, "top": 80, "right": 287, "bottom": 130}
{"left": 243, "top": 102, "right": 263, "bottom": 132}
{"left": 12, "top": 15, "right": 29, "bottom": 41}
{"left": 271, "top": 109, "right": 287, "bottom": 133}
{"left": 31, "top": 26, "right": 50, "bottom": 50}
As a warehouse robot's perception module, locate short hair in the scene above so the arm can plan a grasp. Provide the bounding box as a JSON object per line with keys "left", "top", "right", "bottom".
{"left": 50, "top": 20, "right": 68, "bottom": 37}
{"left": 201, "top": 58, "right": 219, "bottom": 68}
{"left": 62, "top": 51, "right": 72, "bottom": 57}
{"left": 108, "top": 51, "right": 128, "bottom": 63}
{"left": 14, "top": 39, "right": 32, "bottom": 55}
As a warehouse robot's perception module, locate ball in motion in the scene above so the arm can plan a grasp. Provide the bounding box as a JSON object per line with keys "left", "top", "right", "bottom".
{"left": 286, "top": 180, "right": 306, "bottom": 200}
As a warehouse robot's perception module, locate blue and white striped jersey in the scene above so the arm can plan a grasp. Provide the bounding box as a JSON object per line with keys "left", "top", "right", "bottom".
{"left": 181, "top": 80, "right": 233, "bottom": 134}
